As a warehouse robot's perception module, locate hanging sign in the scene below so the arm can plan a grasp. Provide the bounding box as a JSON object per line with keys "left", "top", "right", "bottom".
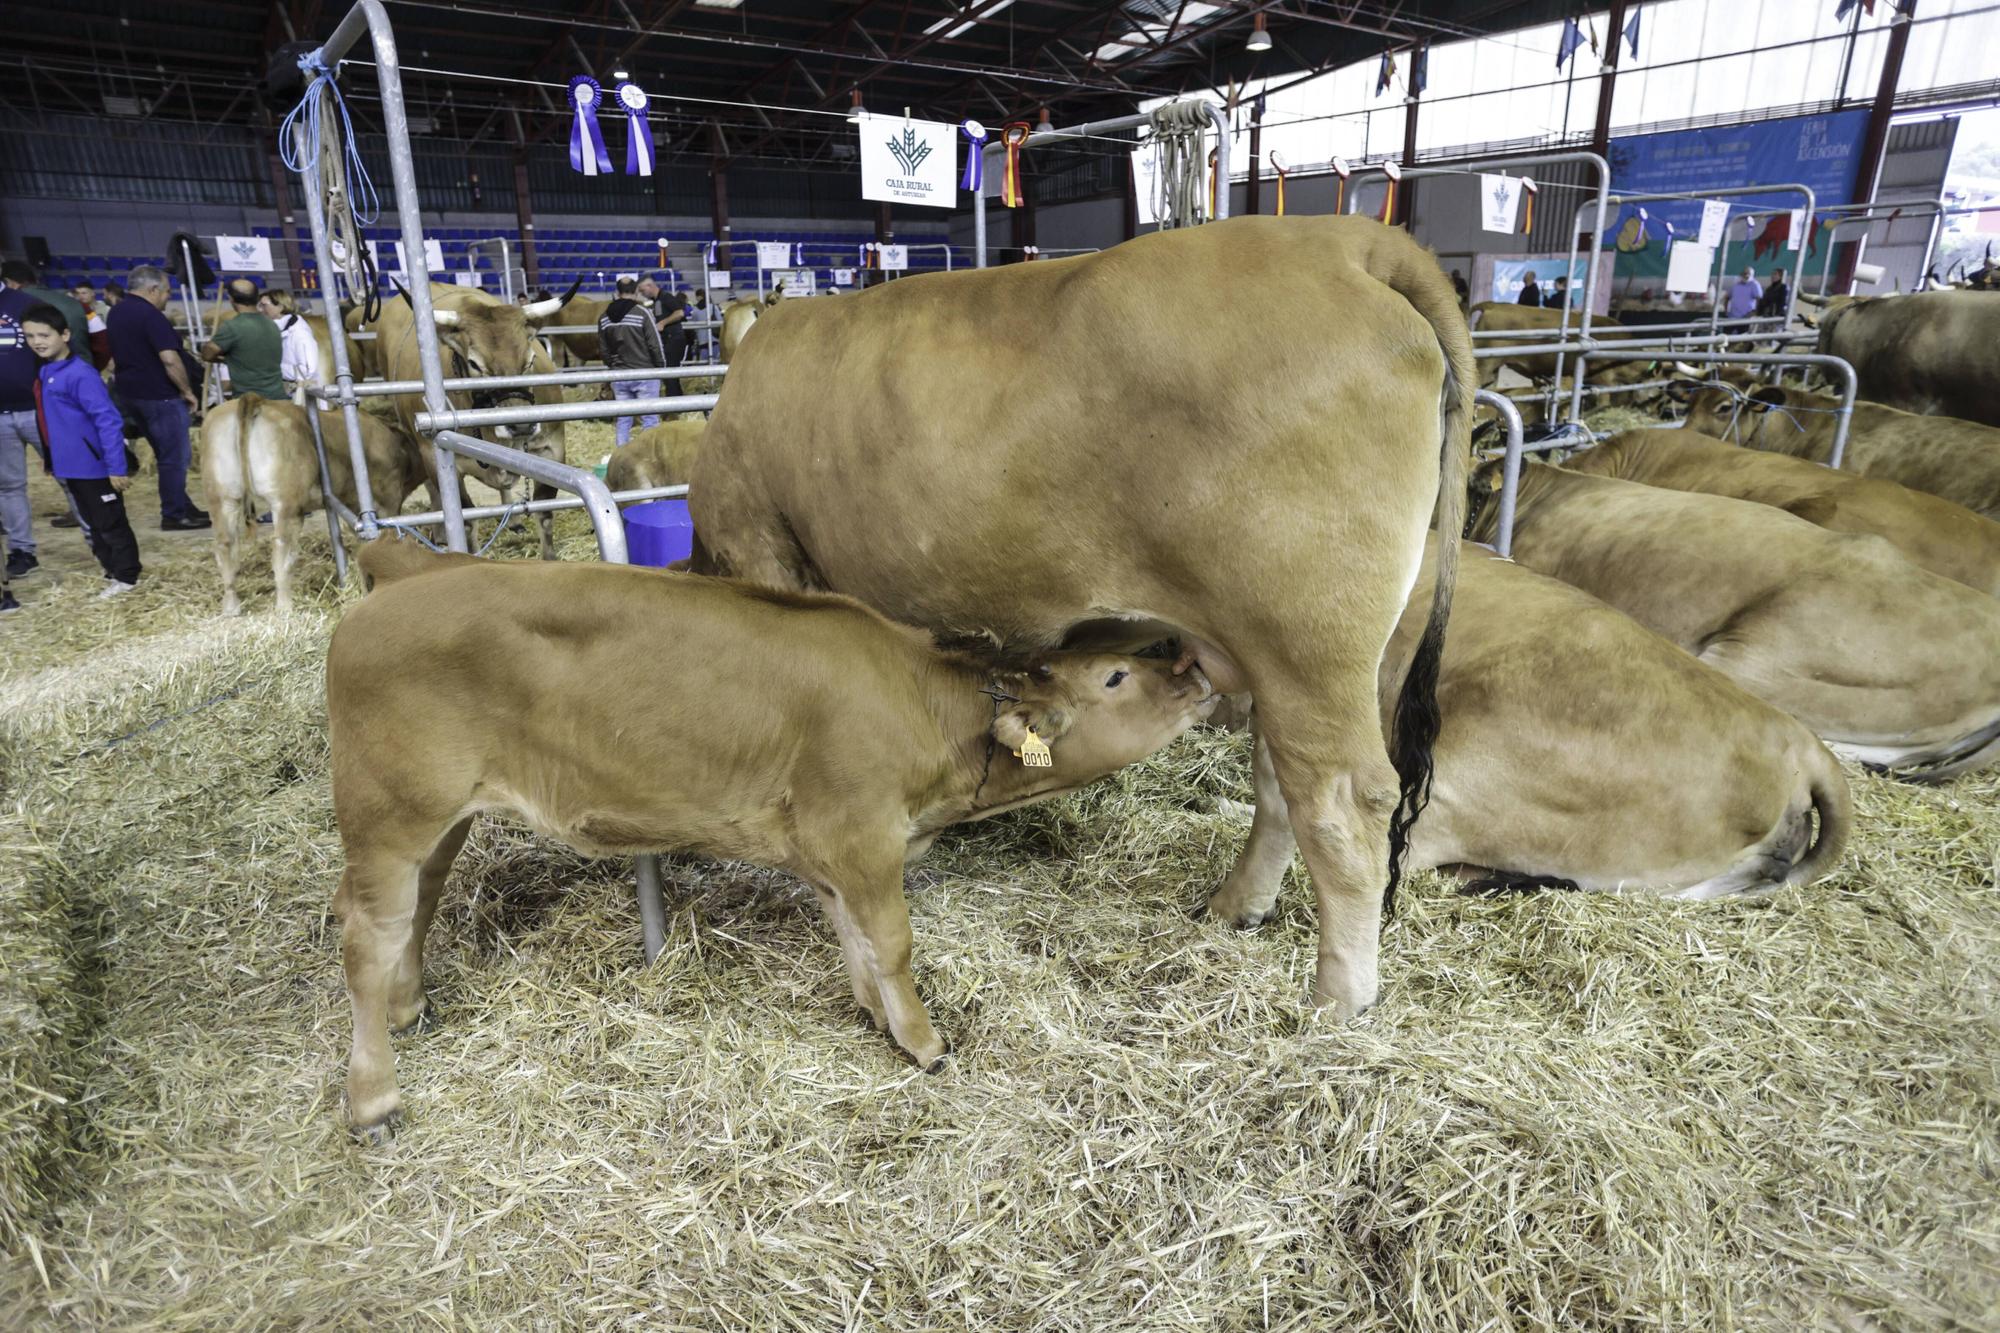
{"left": 214, "top": 236, "right": 274, "bottom": 272}
{"left": 1786, "top": 207, "right": 1805, "bottom": 250}
{"left": 877, "top": 244, "right": 909, "bottom": 272}
{"left": 370, "top": 239, "right": 445, "bottom": 274}
{"left": 452, "top": 273, "right": 480, "bottom": 287}
{"left": 756, "top": 242, "right": 793, "bottom": 270}
{"left": 617, "top": 81, "right": 654, "bottom": 175}
{"left": 567, "top": 76, "right": 613, "bottom": 176}
{"left": 1666, "top": 240, "right": 1716, "bottom": 294}
{"left": 832, "top": 268, "right": 855, "bottom": 287}
{"left": 1698, "top": 198, "right": 1730, "bottom": 248}
{"left": 1132, "top": 143, "right": 1163, "bottom": 226}
{"left": 1478, "top": 175, "right": 1522, "bottom": 233}
{"left": 857, "top": 112, "right": 956, "bottom": 208}
{"left": 707, "top": 270, "right": 732, "bottom": 289}
{"left": 999, "top": 122, "right": 1031, "bottom": 208}
{"left": 960, "top": 120, "right": 988, "bottom": 194}
{"left": 778, "top": 269, "right": 816, "bottom": 297}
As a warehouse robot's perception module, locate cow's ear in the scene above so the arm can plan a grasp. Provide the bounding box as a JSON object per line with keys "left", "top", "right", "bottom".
{"left": 993, "top": 704, "right": 1072, "bottom": 755}
{"left": 1750, "top": 387, "right": 1786, "bottom": 411}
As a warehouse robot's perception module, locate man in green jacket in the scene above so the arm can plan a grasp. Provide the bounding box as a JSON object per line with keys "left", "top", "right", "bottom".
{"left": 199, "top": 278, "right": 286, "bottom": 401}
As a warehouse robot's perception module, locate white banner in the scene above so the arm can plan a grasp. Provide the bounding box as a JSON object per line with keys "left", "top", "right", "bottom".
{"left": 371, "top": 239, "right": 445, "bottom": 274}
{"left": 1786, "top": 208, "right": 1805, "bottom": 251}
{"left": 857, "top": 112, "right": 956, "bottom": 208}
{"left": 1666, "top": 240, "right": 1716, "bottom": 295}
{"left": 832, "top": 268, "right": 855, "bottom": 287}
{"left": 1132, "top": 146, "right": 1162, "bottom": 226}
{"left": 452, "top": 272, "right": 480, "bottom": 287}
{"left": 777, "top": 269, "right": 816, "bottom": 297}
{"left": 755, "top": 242, "right": 792, "bottom": 270}
{"left": 1697, "top": 199, "right": 1730, "bottom": 248}
{"left": 707, "top": 270, "right": 732, "bottom": 289}
{"left": 877, "top": 244, "right": 909, "bottom": 272}
{"left": 1478, "top": 175, "right": 1523, "bottom": 234}
{"left": 214, "top": 235, "right": 273, "bottom": 272}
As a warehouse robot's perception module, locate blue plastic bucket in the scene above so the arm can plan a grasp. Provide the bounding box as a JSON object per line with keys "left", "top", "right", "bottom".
{"left": 622, "top": 499, "right": 696, "bottom": 568}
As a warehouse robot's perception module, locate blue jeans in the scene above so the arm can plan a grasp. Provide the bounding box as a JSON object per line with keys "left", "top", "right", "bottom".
{"left": 0, "top": 408, "right": 38, "bottom": 554}
{"left": 129, "top": 397, "right": 201, "bottom": 521}
{"left": 612, "top": 378, "right": 661, "bottom": 447}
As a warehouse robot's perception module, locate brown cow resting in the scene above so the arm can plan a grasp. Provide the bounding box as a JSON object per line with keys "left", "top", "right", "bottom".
{"left": 1470, "top": 462, "right": 2000, "bottom": 780}
{"left": 328, "top": 541, "right": 1218, "bottom": 1141}
{"left": 1222, "top": 541, "right": 1849, "bottom": 897}
{"left": 201, "top": 396, "right": 429, "bottom": 616}
{"left": 1810, "top": 288, "right": 2000, "bottom": 426}
{"left": 606, "top": 418, "right": 704, "bottom": 494}
{"left": 1685, "top": 384, "right": 2000, "bottom": 520}
{"left": 1467, "top": 303, "right": 1657, "bottom": 390}
{"left": 692, "top": 214, "right": 1472, "bottom": 1019}
{"left": 1564, "top": 428, "right": 2000, "bottom": 597}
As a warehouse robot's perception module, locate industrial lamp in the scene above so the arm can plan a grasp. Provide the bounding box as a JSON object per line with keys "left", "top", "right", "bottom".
{"left": 847, "top": 89, "right": 866, "bottom": 123}
{"left": 1246, "top": 14, "right": 1272, "bottom": 52}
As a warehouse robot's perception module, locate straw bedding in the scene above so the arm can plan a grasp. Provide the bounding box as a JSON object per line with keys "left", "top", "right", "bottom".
{"left": 3, "top": 420, "right": 1997, "bottom": 1329}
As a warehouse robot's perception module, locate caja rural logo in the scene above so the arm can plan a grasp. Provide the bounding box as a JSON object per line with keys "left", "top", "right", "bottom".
{"left": 886, "top": 126, "right": 933, "bottom": 176}
{"left": 229, "top": 240, "right": 261, "bottom": 263}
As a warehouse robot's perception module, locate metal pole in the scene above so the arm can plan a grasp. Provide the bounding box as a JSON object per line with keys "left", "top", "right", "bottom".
{"left": 340, "top": 363, "right": 727, "bottom": 399}
{"left": 380, "top": 482, "right": 688, "bottom": 531}
{"left": 1583, "top": 349, "right": 1857, "bottom": 467}
{"left": 1838, "top": 0, "right": 1919, "bottom": 292}
{"left": 303, "top": 404, "right": 351, "bottom": 584}
{"left": 1473, "top": 389, "right": 1525, "bottom": 559}
{"left": 418, "top": 392, "right": 720, "bottom": 433}
{"left": 293, "top": 116, "right": 382, "bottom": 538}
{"left": 634, "top": 851, "right": 667, "bottom": 964}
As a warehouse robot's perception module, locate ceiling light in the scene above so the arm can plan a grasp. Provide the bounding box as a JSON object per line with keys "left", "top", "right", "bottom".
{"left": 847, "top": 89, "right": 866, "bottom": 124}
{"left": 1035, "top": 106, "right": 1053, "bottom": 133}
{"left": 693, "top": 0, "right": 744, "bottom": 9}
{"left": 1246, "top": 14, "right": 1272, "bottom": 52}
{"left": 612, "top": 68, "right": 629, "bottom": 81}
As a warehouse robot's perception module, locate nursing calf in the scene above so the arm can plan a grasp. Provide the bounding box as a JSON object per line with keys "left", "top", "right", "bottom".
{"left": 201, "top": 396, "right": 428, "bottom": 616}
{"left": 606, "top": 418, "right": 704, "bottom": 493}
{"left": 328, "top": 542, "right": 1216, "bottom": 1141}
{"left": 1565, "top": 428, "right": 2000, "bottom": 597}
{"left": 1473, "top": 463, "right": 2000, "bottom": 780}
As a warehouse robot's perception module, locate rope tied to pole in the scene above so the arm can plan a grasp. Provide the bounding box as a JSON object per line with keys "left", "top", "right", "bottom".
{"left": 1148, "top": 101, "right": 1211, "bottom": 230}
{"left": 280, "top": 50, "right": 381, "bottom": 319}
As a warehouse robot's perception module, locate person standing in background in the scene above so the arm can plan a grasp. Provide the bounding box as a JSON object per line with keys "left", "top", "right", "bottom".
{"left": 23, "top": 305, "right": 141, "bottom": 596}
{"left": 637, "top": 274, "right": 687, "bottom": 367}
{"left": 597, "top": 277, "right": 665, "bottom": 448}
{"left": 1726, "top": 267, "right": 1763, "bottom": 325}
{"left": 200, "top": 278, "right": 286, "bottom": 403}
{"left": 1548, "top": 275, "right": 1572, "bottom": 311}
{"left": 3, "top": 261, "right": 89, "bottom": 369}
{"left": 0, "top": 272, "right": 45, "bottom": 579}
{"left": 1517, "top": 273, "right": 1543, "bottom": 307}
{"left": 256, "top": 289, "right": 322, "bottom": 403}
{"left": 106, "top": 265, "right": 208, "bottom": 531}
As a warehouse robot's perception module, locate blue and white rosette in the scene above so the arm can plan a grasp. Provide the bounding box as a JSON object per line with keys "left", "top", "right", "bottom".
{"left": 568, "top": 75, "right": 613, "bottom": 176}
{"left": 792, "top": 242, "right": 804, "bottom": 266}
{"left": 616, "top": 80, "right": 654, "bottom": 176}
{"left": 960, "top": 119, "right": 988, "bottom": 193}
{"left": 705, "top": 241, "right": 718, "bottom": 267}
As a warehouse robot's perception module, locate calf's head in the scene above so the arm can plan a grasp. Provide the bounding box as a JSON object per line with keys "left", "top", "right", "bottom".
{"left": 976, "top": 654, "right": 1217, "bottom": 810}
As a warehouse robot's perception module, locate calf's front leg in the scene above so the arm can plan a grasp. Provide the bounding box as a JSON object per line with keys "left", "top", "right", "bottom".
{"left": 824, "top": 855, "right": 947, "bottom": 1072}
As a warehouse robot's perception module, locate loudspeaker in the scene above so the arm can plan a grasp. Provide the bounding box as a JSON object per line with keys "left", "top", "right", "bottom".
{"left": 23, "top": 236, "right": 51, "bottom": 268}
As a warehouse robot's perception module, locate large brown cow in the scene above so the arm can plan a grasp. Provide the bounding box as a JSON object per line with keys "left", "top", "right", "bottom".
{"left": 1467, "top": 303, "right": 1658, "bottom": 390}
{"left": 1807, "top": 288, "right": 2000, "bottom": 426}
{"left": 1563, "top": 427, "right": 2000, "bottom": 596}
{"left": 718, "top": 289, "right": 784, "bottom": 363}
{"left": 1221, "top": 541, "right": 1849, "bottom": 898}
{"left": 546, "top": 295, "right": 611, "bottom": 365}
{"left": 372, "top": 281, "right": 583, "bottom": 559}
{"left": 691, "top": 214, "right": 1473, "bottom": 1019}
{"left": 329, "top": 541, "right": 1218, "bottom": 1140}
{"left": 1684, "top": 383, "right": 2000, "bottom": 520}
{"left": 201, "top": 395, "right": 429, "bottom": 616}
{"left": 1469, "top": 462, "right": 2000, "bottom": 779}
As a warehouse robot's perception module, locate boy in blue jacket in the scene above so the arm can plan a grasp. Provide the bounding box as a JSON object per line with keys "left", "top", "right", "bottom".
{"left": 23, "top": 306, "right": 141, "bottom": 595}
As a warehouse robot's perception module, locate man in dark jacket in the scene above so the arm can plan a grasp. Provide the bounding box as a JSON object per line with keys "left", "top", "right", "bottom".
{"left": 1517, "top": 273, "right": 1543, "bottom": 307}
{"left": 598, "top": 277, "right": 667, "bottom": 447}
{"left": 1753, "top": 267, "right": 1789, "bottom": 320}
{"left": 105, "top": 265, "right": 208, "bottom": 530}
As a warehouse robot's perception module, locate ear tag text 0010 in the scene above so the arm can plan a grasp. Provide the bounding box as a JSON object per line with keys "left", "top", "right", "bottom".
{"left": 1017, "top": 727, "right": 1053, "bottom": 768}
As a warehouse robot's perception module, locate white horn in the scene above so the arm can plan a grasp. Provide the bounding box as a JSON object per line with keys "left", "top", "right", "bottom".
{"left": 431, "top": 308, "right": 462, "bottom": 328}
{"left": 521, "top": 295, "right": 563, "bottom": 320}
{"left": 1673, "top": 361, "right": 1701, "bottom": 377}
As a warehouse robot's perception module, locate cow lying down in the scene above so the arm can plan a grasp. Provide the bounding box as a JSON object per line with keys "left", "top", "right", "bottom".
{"left": 1685, "top": 384, "right": 2000, "bottom": 521}
{"left": 1215, "top": 541, "right": 1848, "bottom": 901}
{"left": 1564, "top": 428, "right": 2000, "bottom": 598}
{"left": 1471, "top": 462, "right": 2000, "bottom": 780}
{"left": 327, "top": 541, "right": 1217, "bottom": 1141}
{"left": 201, "top": 395, "right": 429, "bottom": 616}
{"left": 606, "top": 417, "right": 705, "bottom": 494}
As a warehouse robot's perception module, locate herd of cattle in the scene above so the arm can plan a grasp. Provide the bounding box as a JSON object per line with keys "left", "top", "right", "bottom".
{"left": 174, "top": 215, "right": 1998, "bottom": 1140}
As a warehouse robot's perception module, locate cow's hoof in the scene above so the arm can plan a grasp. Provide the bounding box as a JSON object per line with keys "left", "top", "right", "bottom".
{"left": 349, "top": 1108, "right": 401, "bottom": 1147}
{"left": 1204, "top": 895, "right": 1278, "bottom": 930}
{"left": 220, "top": 600, "right": 243, "bottom": 618}
{"left": 922, "top": 1044, "right": 954, "bottom": 1076}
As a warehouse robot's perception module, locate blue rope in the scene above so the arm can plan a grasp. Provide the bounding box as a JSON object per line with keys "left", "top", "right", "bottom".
{"left": 278, "top": 51, "right": 380, "bottom": 225}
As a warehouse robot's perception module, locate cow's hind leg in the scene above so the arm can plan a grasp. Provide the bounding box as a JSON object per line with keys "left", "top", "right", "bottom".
{"left": 392, "top": 816, "right": 472, "bottom": 1034}
{"left": 340, "top": 846, "right": 426, "bottom": 1142}
{"left": 1207, "top": 725, "right": 1299, "bottom": 928}
{"left": 1255, "top": 680, "right": 1403, "bottom": 1019}
{"left": 214, "top": 498, "right": 247, "bottom": 617}
{"left": 270, "top": 503, "right": 304, "bottom": 614}
{"left": 531, "top": 480, "right": 557, "bottom": 561}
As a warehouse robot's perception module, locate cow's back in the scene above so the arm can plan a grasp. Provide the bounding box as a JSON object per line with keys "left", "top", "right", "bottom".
{"left": 1824, "top": 291, "right": 2000, "bottom": 426}
{"left": 694, "top": 214, "right": 1461, "bottom": 645}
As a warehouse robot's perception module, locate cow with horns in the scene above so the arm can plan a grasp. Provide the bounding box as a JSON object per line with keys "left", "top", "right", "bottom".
{"left": 371, "top": 281, "right": 585, "bottom": 559}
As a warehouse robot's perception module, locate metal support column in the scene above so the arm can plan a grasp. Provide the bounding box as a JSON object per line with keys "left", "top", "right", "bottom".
{"left": 1247, "top": 101, "right": 1263, "bottom": 216}
{"left": 264, "top": 127, "right": 308, "bottom": 294}
{"left": 1590, "top": 0, "right": 1629, "bottom": 159}
{"left": 1396, "top": 89, "right": 1420, "bottom": 229}
{"left": 1838, "top": 0, "right": 1918, "bottom": 291}
{"left": 512, "top": 152, "right": 540, "bottom": 289}
{"left": 709, "top": 127, "right": 733, "bottom": 271}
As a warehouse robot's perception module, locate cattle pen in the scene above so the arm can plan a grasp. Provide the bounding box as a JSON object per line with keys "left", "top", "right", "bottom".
{"left": 6, "top": 0, "right": 2000, "bottom": 1329}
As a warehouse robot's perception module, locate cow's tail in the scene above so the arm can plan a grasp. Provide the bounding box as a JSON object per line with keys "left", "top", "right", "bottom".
{"left": 201, "top": 395, "right": 254, "bottom": 514}
{"left": 355, "top": 535, "right": 484, "bottom": 592}
{"left": 1377, "top": 242, "right": 1477, "bottom": 918}
{"left": 1788, "top": 743, "right": 1852, "bottom": 887}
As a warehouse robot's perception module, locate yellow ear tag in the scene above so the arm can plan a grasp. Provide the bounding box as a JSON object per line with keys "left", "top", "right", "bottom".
{"left": 1017, "top": 728, "right": 1053, "bottom": 768}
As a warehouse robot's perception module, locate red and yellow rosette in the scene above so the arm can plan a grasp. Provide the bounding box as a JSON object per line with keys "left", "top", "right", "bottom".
{"left": 1208, "top": 148, "right": 1219, "bottom": 216}
{"left": 1001, "top": 122, "right": 1031, "bottom": 208}
{"left": 1379, "top": 159, "right": 1402, "bottom": 224}
{"left": 1269, "top": 150, "right": 1288, "bottom": 217}
{"left": 1519, "top": 178, "right": 1538, "bottom": 235}
{"left": 1331, "top": 156, "right": 1351, "bottom": 215}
